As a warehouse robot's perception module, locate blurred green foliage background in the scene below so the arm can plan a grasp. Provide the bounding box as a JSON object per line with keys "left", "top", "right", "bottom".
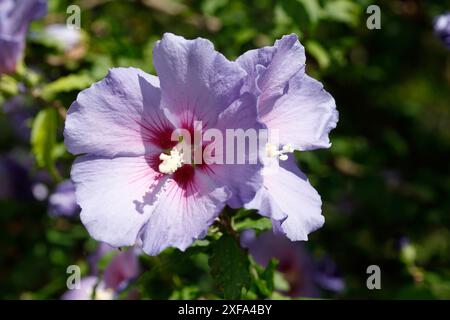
{"left": 1, "top": 0, "right": 450, "bottom": 299}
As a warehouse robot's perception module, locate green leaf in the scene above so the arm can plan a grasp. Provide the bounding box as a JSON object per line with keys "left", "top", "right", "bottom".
{"left": 322, "top": 0, "right": 361, "bottom": 27}
{"left": 87, "top": 54, "right": 114, "bottom": 80}
{"left": 40, "top": 73, "right": 93, "bottom": 101}
{"left": 305, "top": 40, "right": 331, "bottom": 69}
{"left": 400, "top": 242, "right": 417, "bottom": 266}
{"left": 52, "top": 143, "right": 67, "bottom": 159}
{"left": 31, "top": 108, "right": 60, "bottom": 179}
{"left": 201, "top": 0, "right": 229, "bottom": 16}
{"left": 209, "top": 234, "right": 251, "bottom": 299}
{"left": 169, "top": 286, "right": 200, "bottom": 300}
{"left": 0, "top": 75, "right": 18, "bottom": 96}
{"left": 254, "top": 258, "right": 277, "bottom": 296}
{"left": 279, "top": 0, "right": 312, "bottom": 32}
{"left": 233, "top": 217, "right": 272, "bottom": 232}
{"left": 269, "top": 291, "right": 291, "bottom": 300}
{"left": 274, "top": 270, "right": 290, "bottom": 292}
{"left": 297, "top": 0, "right": 322, "bottom": 24}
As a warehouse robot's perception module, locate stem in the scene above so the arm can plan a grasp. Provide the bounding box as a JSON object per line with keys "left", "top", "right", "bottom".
{"left": 217, "top": 206, "right": 240, "bottom": 243}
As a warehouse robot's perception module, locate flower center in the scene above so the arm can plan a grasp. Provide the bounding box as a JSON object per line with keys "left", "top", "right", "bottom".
{"left": 265, "top": 143, "right": 294, "bottom": 161}
{"left": 158, "top": 148, "right": 184, "bottom": 174}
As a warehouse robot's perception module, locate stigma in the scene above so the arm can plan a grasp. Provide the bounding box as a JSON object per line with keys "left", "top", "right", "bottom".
{"left": 265, "top": 143, "right": 294, "bottom": 161}
{"left": 159, "top": 148, "right": 184, "bottom": 174}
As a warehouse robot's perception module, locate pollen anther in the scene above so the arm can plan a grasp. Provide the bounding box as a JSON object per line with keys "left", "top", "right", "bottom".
{"left": 159, "top": 148, "right": 184, "bottom": 174}
{"left": 265, "top": 143, "right": 294, "bottom": 161}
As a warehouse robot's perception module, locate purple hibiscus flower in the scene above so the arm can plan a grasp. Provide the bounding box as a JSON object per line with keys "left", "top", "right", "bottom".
{"left": 0, "top": 0, "right": 47, "bottom": 74}
{"left": 48, "top": 179, "right": 80, "bottom": 217}
{"left": 241, "top": 230, "right": 345, "bottom": 297}
{"left": 64, "top": 33, "right": 263, "bottom": 255}
{"left": 237, "top": 34, "right": 338, "bottom": 241}
{"left": 62, "top": 243, "right": 141, "bottom": 300}
{"left": 434, "top": 12, "right": 450, "bottom": 49}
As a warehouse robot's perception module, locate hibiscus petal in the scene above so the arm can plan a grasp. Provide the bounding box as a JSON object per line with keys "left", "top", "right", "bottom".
{"left": 261, "top": 72, "right": 338, "bottom": 151}
{"left": 236, "top": 46, "right": 276, "bottom": 95}
{"left": 237, "top": 34, "right": 306, "bottom": 111}
{"left": 141, "top": 171, "right": 230, "bottom": 255}
{"left": 72, "top": 155, "right": 165, "bottom": 247}
{"left": 208, "top": 93, "right": 264, "bottom": 207}
{"left": 247, "top": 156, "right": 324, "bottom": 241}
{"left": 153, "top": 33, "right": 246, "bottom": 127}
{"left": 65, "top": 67, "right": 170, "bottom": 157}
